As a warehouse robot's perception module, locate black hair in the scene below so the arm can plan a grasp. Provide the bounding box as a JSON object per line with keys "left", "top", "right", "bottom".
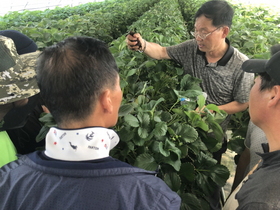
{"left": 194, "top": 0, "right": 234, "bottom": 28}
{"left": 36, "top": 36, "right": 119, "bottom": 124}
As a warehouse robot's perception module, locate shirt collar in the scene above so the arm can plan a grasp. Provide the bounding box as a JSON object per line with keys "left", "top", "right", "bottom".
{"left": 258, "top": 145, "right": 280, "bottom": 168}
{"left": 44, "top": 127, "right": 120, "bottom": 161}
{"left": 197, "top": 38, "right": 234, "bottom": 66}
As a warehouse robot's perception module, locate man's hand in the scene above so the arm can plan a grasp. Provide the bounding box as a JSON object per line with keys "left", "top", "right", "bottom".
{"left": 126, "top": 32, "right": 145, "bottom": 52}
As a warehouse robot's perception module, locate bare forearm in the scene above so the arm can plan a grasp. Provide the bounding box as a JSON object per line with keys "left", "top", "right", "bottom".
{"left": 144, "top": 41, "right": 169, "bottom": 60}
{"left": 218, "top": 101, "right": 248, "bottom": 114}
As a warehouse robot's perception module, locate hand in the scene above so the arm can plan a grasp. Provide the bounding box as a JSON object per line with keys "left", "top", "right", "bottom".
{"left": 126, "top": 32, "right": 145, "bottom": 52}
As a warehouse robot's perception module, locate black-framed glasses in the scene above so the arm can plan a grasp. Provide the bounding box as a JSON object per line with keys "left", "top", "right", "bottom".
{"left": 190, "top": 27, "right": 221, "bottom": 40}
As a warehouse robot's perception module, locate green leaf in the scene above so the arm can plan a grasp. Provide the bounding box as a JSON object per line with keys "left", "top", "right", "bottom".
{"left": 180, "top": 162, "right": 195, "bottom": 182}
{"left": 163, "top": 172, "right": 181, "bottom": 192}
{"left": 178, "top": 145, "right": 188, "bottom": 158}
{"left": 197, "top": 94, "right": 206, "bottom": 109}
{"left": 138, "top": 127, "right": 149, "bottom": 139}
{"left": 197, "top": 152, "right": 217, "bottom": 168}
{"left": 137, "top": 112, "right": 150, "bottom": 127}
{"left": 196, "top": 120, "right": 209, "bottom": 131}
{"left": 153, "top": 122, "right": 167, "bottom": 137}
{"left": 151, "top": 97, "right": 165, "bottom": 112}
{"left": 176, "top": 124, "right": 198, "bottom": 143}
{"left": 136, "top": 95, "right": 146, "bottom": 106}
{"left": 209, "top": 120, "right": 224, "bottom": 142}
{"left": 159, "top": 142, "right": 170, "bottom": 157}
{"left": 196, "top": 172, "right": 216, "bottom": 196}
{"left": 243, "top": 41, "right": 255, "bottom": 49}
{"left": 36, "top": 126, "right": 49, "bottom": 142}
{"left": 180, "top": 193, "right": 204, "bottom": 210}
{"left": 124, "top": 114, "right": 139, "bottom": 127}
{"left": 153, "top": 115, "right": 162, "bottom": 122}
{"left": 188, "top": 138, "right": 208, "bottom": 155}
{"left": 134, "top": 153, "right": 158, "bottom": 171}
{"left": 228, "top": 137, "right": 246, "bottom": 154}
{"left": 38, "top": 113, "right": 56, "bottom": 127}
{"left": 163, "top": 153, "right": 181, "bottom": 171}
{"left": 126, "top": 68, "right": 137, "bottom": 77}
{"left": 205, "top": 104, "right": 221, "bottom": 113}
{"left": 118, "top": 104, "right": 134, "bottom": 116}
{"left": 118, "top": 127, "right": 135, "bottom": 142}
{"left": 144, "top": 60, "right": 156, "bottom": 68}
{"left": 160, "top": 111, "right": 172, "bottom": 122}
{"left": 209, "top": 164, "right": 230, "bottom": 187}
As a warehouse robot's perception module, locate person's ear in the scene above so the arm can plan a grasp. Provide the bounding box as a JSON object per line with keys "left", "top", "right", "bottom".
{"left": 221, "top": 26, "right": 230, "bottom": 38}
{"left": 268, "top": 86, "right": 280, "bottom": 107}
{"left": 100, "top": 89, "right": 113, "bottom": 114}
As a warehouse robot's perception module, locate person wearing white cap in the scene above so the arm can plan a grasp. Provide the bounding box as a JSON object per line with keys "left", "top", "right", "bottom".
{"left": 0, "top": 36, "right": 181, "bottom": 210}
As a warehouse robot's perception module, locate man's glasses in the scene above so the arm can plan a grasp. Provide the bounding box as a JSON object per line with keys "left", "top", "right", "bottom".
{"left": 190, "top": 27, "right": 221, "bottom": 40}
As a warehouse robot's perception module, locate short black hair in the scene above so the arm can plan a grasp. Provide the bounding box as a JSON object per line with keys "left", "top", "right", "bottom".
{"left": 259, "top": 72, "right": 278, "bottom": 91}
{"left": 36, "top": 36, "right": 119, "bottom": 124}
{"left": 194, "top": 0, "right": 234, "bottom": 28}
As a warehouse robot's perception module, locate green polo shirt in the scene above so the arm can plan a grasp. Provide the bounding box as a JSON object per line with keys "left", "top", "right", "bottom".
{"left": 0, "top": 130, "right": 17, "bottom": 167}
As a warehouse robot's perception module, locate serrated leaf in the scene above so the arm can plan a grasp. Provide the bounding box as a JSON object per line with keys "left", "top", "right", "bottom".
{"left": 118, "top": 104, "right": 134, "bottom": 116}
{"left": 153, "top": 116, "right": 161, "bottom": 122}
{"left": 138, "top": 127, "right": 149, "bottom": 139}
{"left": 124, "top": 114, "right": 139, "bottom": 127}
{"left": 163, "top": 172, "right": 181, "bottom": 192}
{"left": 178, "top": 145, "right": 188, "bottom": 158}
{"left": 181, "top": 193, "right": 203, "bottom": 210}
{"left": 176, "top": 124, "right": 198, "bottom": 143}
{"left": 153, "top": 121, "right": 167, "bottom": 137}
{"left": 196, "top": 172, "right": 216, "bottom": 196}
{"left": 209, "top": 164, "right": 230, "bottom": 187}
{"left": 180, "top": 163, "right": 195, "bottom": 182}
{"left": 197, "top": 152, "right": 217, "bottom": 168}
{"left": 137, "top": 112, "right": 150, "bottom": 127}
{"left": 160, "top": 111, "right": 172, "bottom": 122}
{"left": 134, "top": 153, "right": 158, "bottom": 171}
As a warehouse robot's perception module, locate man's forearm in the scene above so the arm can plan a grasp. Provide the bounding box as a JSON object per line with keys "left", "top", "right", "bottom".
{"left": 143, "top": 41, "right": 170, "bottom": 60}
{"left": 218, "top": 101, "right": 248, "bottom": 114}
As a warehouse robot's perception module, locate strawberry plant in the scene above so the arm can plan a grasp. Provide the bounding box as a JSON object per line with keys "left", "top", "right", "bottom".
{"left": 0, "top": 0, "right": 160, "bottom": 48}
{"left": 4, "top": 0, "right": 280, "bottom": 209}
{"left": 110, "top": 0, "right": 229, "bottom": 209}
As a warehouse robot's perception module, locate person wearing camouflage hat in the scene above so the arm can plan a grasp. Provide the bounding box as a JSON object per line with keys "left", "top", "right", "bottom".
{"left": 0, "top": 35, "right": 39, "bottom": 167}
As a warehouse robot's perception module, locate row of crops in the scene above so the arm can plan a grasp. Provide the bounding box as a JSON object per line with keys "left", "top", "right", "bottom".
{"left": 1, "top": 0, "right": 280, "bottom": 209}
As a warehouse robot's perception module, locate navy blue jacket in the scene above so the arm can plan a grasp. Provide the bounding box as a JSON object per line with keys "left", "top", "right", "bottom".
{"left": 0, "top": 152, "right": 181, "bottom": 210}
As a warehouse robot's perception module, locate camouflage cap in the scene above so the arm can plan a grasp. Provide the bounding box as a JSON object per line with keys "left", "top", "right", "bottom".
{"left": 0, "top": 35, "right": 40, "bottom": 105}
